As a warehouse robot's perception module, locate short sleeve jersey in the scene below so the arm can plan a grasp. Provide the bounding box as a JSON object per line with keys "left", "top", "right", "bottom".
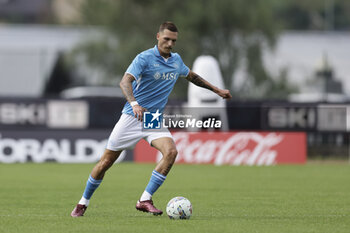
{"left": 122, "top": 45, "right": 190, "bottom": 115}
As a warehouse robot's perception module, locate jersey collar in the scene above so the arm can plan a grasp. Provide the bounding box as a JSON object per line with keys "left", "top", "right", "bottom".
{"left": 153, "top": 45, "right": 173, "bottom": 60}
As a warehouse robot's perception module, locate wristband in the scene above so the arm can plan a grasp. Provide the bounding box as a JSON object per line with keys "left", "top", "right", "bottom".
{"left": 130, "top": 101, "right": 139, "bottom": 107}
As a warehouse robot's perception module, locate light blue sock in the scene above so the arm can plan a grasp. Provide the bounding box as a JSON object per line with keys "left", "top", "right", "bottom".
{"left": 145, "top": 170, "right": 166, "bottom": 195}
{"left": 83, "top": 175, "right": 102, "bottom": 200}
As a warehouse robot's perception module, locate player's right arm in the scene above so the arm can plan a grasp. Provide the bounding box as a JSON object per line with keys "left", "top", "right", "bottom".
{"left": 119, "top": 73, "right": 147, "bottom": 121}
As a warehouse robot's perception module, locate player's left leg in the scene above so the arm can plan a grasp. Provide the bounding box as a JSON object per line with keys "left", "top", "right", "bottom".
{"left": 136, "top": 137, "right": 177, "bottom": 215}
{"left": 152, "top": 137, "right": 178, "bottom": 175}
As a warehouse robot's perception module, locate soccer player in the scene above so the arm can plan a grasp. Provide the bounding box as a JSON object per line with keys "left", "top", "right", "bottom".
{"left": 71, "top": 21, "right": 232, "bottom": 217}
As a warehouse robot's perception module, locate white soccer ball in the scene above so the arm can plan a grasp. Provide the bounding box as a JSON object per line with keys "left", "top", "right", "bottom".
{"left": 166, "top": 196, "right": 192, "bottom": 220}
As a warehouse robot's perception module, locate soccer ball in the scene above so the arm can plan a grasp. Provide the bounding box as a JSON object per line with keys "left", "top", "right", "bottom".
{"left": 166, "top": 196, "right": 192, "bottom": 220}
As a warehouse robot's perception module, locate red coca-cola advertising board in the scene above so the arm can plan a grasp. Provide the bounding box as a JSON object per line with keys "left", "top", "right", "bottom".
{"left": 134, "top": 132, "right": 306, "bottom": 165}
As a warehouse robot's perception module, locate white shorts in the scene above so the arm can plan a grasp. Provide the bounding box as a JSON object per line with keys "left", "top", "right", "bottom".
{"left": 106, "top": 113, "right": 173, "bottom": 151}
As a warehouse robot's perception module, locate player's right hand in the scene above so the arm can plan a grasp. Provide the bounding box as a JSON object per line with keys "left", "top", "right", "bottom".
{"left": 132, "top": 105, "right": 147, "bottom": 122}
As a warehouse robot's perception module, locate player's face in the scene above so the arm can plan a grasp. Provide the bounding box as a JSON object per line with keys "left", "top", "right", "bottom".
{"left": 157, "top": 29, "right": 178, "bottom": 58}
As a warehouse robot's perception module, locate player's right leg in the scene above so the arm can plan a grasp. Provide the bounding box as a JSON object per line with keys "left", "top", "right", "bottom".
{"left": 71, "top": 113, "right": 143, "bottom": 217}
{"left": 71, "top": 149, "right": 122, "bottom": 217}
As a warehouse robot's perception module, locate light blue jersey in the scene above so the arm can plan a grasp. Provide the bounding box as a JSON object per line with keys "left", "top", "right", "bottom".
{"left": 122, "top": 45, "right": 190, "bottom": 115}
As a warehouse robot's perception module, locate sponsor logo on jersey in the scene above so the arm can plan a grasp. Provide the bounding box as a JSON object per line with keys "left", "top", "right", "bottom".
{"left": 153, "top": 72, "right": 179, "bottom": 80}
{"left": 154, "top": 72, "right": 161, "bottom": 80}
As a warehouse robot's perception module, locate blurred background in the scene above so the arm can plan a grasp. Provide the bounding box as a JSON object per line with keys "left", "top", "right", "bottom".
{"left": 0, "top": 0, "right": 349, "bottom": 163}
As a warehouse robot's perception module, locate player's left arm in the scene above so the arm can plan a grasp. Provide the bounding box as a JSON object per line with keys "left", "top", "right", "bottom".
{"left": 185, "top": 70, "right": 232, "bottom": 99}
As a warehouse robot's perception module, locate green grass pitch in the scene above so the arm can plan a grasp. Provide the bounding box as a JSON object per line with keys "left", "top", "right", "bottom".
{"left": 0, "top": 162, "right": 349, "bottom": 233}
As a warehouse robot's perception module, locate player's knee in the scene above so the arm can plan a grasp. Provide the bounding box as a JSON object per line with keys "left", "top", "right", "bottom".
{"left": 99, "top": 157, "right": 115, "bottom": 170}
{"left": 98, "top": 150, "right": 119, "bottom": 170}
{"left": 165, "top": 148, "right": 178, "bottom": 161}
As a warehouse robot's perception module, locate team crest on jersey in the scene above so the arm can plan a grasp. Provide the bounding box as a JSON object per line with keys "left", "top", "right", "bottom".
{"left": 173, "top": 63, "right": 179, "bottom": 69}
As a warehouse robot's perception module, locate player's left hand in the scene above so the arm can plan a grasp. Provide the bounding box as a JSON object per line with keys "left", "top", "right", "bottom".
{"left": 217, "top": 89, "right": 232, "bottom": 99}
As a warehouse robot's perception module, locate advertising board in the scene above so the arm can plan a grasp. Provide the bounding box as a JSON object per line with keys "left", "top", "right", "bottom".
{"left": 134, "top": 131, "right": 307, "bottom": 165}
